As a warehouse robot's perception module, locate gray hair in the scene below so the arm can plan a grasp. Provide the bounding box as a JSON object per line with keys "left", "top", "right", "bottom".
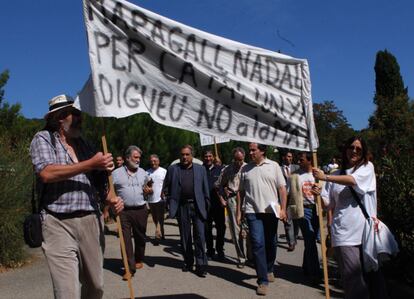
{"left": 124, "top": 145, "right": 142, "bottom": 159}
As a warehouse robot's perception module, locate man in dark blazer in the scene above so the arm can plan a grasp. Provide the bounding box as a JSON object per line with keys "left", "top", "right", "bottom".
{"left": 163, "top": 145, "right": 210, "bottom": 277}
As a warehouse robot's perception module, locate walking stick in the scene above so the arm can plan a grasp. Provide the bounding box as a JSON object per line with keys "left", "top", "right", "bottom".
{"left": 101, "top": 123, "right": 134, "bottom": 299}
{"left": 312, "top": 152, "right": 330, "bottom": 299}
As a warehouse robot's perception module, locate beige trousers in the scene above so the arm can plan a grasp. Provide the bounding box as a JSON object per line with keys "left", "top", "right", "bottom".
{"left": 42, "top": 213, "right": 104, "bottom": 299}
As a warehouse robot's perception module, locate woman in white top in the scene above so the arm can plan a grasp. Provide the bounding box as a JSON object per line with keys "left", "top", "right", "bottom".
{"left": 313, "top": 136, "right": 387, "bottom": 299}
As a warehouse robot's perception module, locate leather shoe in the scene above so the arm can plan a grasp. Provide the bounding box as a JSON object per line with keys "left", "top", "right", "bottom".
{"left": 195, "top": 266, "right": 207, "bottom": 278}
{"left": 287, "top": 244, "right": 295, "bottom": 252}
{"left": 217, "top": 251, "right": 225, "bottom": 261}
{"left": 182, "top": 264, "right": 192, "bottom": 272}
{"left": 206, "top": 251, "right": 214, "bottom": 261}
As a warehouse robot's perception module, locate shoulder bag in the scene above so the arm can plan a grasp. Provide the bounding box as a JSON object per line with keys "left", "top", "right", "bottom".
{"left": 348, "top": 186, "right": 399, "bottom": 272}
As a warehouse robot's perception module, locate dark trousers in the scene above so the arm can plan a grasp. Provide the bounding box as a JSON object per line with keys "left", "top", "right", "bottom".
{"left": 120, "top": 207, "right": 148, "bottom": 274}
{"left": 177, "top": 202, "right": 207, "bottom": 267}
{"left": 206, "top": 203, "right": 226, "bottom": 255}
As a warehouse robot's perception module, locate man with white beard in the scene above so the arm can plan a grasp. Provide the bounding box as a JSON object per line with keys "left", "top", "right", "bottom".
{"left": 30, "top": 94, "right": 124, "bottom": 298}
{"left": 112, "top": 145, "right": 153, "bottom": 280}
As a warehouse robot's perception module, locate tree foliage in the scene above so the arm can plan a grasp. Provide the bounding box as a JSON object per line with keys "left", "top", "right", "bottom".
{"left": 0, "top": 70, "right": 33, "bottom": 267}
{"left": 368, "top": 50, "right": 414, "bottom": 282}
{"left": 368, "top": 50, "right": 414, "bottom": 156}
{"left": 313, "top": 100, "right": 355, "bottom": 165}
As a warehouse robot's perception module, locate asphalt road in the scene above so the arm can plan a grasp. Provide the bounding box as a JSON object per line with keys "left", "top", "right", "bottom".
{"left": 0, "top": 217, "right": 343, "bottom": 299}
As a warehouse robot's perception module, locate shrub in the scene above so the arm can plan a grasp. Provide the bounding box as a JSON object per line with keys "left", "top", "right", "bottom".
{"left": 377, "top": 154, "right": 414, "bottom": 284}
{"left": 0, "top": 134, "right": 32, "bottom": 268}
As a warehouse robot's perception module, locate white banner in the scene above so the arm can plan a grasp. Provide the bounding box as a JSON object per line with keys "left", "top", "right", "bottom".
{"left": 199, "top": 133, "right": 230, "bottom": 147}
{"left": 76, "top": 0, "right": 319, "bottom": 150}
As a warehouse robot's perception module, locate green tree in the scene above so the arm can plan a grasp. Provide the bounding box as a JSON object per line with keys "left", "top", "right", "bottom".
{"left": 313, "top": 101, "right": 355, "bottom": 166}
{"left": 0, "top": 70, "right": 21, "bottom": 132}
{"left": 0, "top": 70, "right": 42, "bottom": 143}
{"left": 368, "top": 50, "right": 414, "bottom": 156}
{"left": 368, "top": 50, "right": 414, "bottom": 282}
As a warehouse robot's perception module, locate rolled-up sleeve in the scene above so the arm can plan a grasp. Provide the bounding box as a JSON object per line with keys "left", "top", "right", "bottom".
{"left": 30, "top": 132, "right": 56, "bottom": 174}
{"left": 321, "top": 181, "right": 334, "bottom": 210}
{"left": 350, "top": 162, "right": 376, "bottom": 195}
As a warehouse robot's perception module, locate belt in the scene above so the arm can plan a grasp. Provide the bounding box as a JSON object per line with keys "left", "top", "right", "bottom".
{"left": 124, "top": 205, "right": 146, "bottom": 210}
{"left": 45, "top": 209, "right": 95, "bottom": 220}
{"left": 303, "top": 203, "right": 315, "bottom": 208}
{"left": 181, "top": 198, "right": 195, "bottom": 204}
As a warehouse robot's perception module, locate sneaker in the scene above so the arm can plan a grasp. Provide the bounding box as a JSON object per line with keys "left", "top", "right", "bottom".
{"left": 256, "top": 284, "right": 268, "bottom": 296}
{"left": 267, "top": 272, "right": 275, "bottom": 283}
{"left": 237, "top": 261, "right": 245, "bottom": 269}
{"left": 135, "top": 262, "right": 144, "bottom": 269}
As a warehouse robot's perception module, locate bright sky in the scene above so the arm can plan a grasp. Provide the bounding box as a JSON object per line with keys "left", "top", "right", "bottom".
{"left": 1, "top": 0, "right": 412, "bottom": 130}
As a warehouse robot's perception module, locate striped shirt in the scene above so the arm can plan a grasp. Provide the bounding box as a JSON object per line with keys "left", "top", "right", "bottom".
{"left": 30, "top": 130, "right": 106, "bottom": 213}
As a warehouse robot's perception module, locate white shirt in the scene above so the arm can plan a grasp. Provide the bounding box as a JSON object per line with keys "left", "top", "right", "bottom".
{"left": 146, "top": 167, "right": 167, "bottom": 203}
{"left": 240, "top": 158, "right": 285, "bottom": 216}
{"left": 321, "top": 162, "right": 377, "bottom": 247}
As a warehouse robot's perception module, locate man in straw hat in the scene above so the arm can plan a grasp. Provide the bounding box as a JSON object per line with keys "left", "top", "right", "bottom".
{"left": 30, "top": 94, "right": 124, "bottom": 299}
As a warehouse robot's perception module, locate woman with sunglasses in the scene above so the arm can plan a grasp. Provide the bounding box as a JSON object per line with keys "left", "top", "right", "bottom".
{"left": 312, "top": 136, "right": 387, "bottom": 299}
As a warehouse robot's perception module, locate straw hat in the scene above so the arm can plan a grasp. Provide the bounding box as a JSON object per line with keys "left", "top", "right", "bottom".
{"left": 44, "top": 94, "right": 74, "bottom": 119}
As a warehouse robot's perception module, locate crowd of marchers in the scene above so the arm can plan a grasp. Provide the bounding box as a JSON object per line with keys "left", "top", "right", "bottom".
{"left": 29, "top": 94, "right": 388, "bottom": 298}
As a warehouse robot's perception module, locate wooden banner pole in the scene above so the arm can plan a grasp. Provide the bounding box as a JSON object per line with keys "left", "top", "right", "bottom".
{"left": 312, "top": 152, "right": 330, "bottom": 299}
{"left": 213, "top": 137, "right": 219, "bottom": 160}
{"left": 101, "top": 123, "right": 134, "bottom": 299}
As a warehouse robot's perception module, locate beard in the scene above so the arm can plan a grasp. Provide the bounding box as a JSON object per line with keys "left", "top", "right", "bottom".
{"left": 127, "top": 159, "right": 139, "bottom": 170}
{"left": 62, "top": 119, "right": 81, "bottom": 138}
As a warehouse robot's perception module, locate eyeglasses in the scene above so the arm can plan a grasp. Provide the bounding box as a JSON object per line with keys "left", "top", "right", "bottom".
{"left": 348, "top": 145, "right": 362, "bottom": 153}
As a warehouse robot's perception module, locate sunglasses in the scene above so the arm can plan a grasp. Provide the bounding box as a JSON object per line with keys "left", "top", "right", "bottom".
{"left": 347, "top": 145, "right": 363, "bottom": 153}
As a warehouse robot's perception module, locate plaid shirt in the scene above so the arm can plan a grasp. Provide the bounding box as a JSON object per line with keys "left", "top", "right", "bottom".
{"left": 30, "top": 130, "right": 107, "bottom": 213}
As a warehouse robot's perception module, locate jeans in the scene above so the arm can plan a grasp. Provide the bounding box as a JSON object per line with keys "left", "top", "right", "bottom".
{"left": 245, "top": 213, "right": 278, "bottom": 285}
{"left": 298, "top": 206, "right": 320, "bottom": 277}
